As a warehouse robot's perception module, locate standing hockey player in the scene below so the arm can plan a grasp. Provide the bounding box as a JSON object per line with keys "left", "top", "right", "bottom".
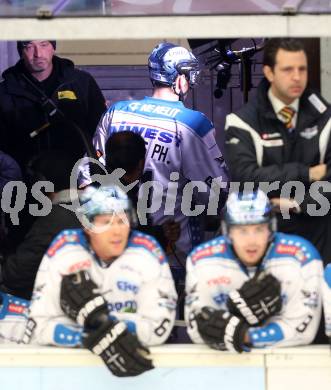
{"left": 21, "top": 185, "right": 177, "bottom": 376}
{"left": 79, "top": 42, "right": 229, "bottom": 260}
{"left": 185, "top": 190, "right": 323, "bottom": 351}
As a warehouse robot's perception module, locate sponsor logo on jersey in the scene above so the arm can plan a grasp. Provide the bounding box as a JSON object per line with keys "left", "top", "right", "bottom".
{"left": 207, "top": 276, "right": 231, "bottom": 286}
{"left": 117, "top": 280, "right": 139, "bottom": 294}
{"left": 192, "top": 244, "right": 225, "bottom": 264}
{"left": 47, "top": 234, "right": 80, "bottom": 257}
{"left": 131, "top": 235, "right": 165, "bottom": 263}
{"left": 110, "top": 122, "right": 178, "bottom": 146}
{"left": 212, "top": 292, "right": 228, "bottom": 306}
{"left": 8, "top": 303, "right": 25, "bottom": 314}
{"left": 158, "top": 292, "right": 177, "bottom": 310}
{"left": 301, "top": 290, "right": 319, "bottom": 308}
{"left": 275, "top": 244, "right": 306, "bottom": 261}
{"left": 108, "top": 300, "right": 137, "bottom": 313}
{"left": 67, "top": 259, "right": 92, "bottom": 274}
{"left": 128, "top": 102, "right": 181, "bottom": 118}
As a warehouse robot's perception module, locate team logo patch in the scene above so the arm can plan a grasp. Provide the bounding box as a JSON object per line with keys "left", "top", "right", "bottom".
{"left": 192, "top": 244, "right": 225, "bottom": 264}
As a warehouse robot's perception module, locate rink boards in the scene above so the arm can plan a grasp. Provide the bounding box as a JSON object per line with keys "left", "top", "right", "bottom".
{"left": 0, "top": 344, "right": 330, "bottom": 390}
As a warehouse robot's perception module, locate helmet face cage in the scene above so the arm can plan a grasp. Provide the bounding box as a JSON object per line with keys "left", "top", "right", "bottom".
{"left": 223, "top": 191, "right": 275, "bottom": 235}
{"left": 77, "top": 185, "right": 137, "bottom": 228}
{"left": 148, "top": 42, "right": 201, "bottom": 88}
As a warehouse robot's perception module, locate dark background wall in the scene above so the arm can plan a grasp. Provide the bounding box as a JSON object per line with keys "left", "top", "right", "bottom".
{"left": 80, "top": 38, "right": 320, "bottom": 149}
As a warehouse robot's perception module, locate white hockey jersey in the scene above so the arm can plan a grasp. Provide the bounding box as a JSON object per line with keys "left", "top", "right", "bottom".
{"left": 322, "top": 263, "right": 331, "bottom": 337}
{"left": 79, "top": 97, "right": 229, "bottom": 254}
{"left": 24, "top": 229, "right": 177, "bottom": 347}
{"left": 185, "top": 232, "right": 323, "bottom": 348}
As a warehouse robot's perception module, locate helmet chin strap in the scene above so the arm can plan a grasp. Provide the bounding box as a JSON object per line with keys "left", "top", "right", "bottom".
{"left": 172, "top": 76, "right": 189, "bottom": 102}
{"left": 179, "top": 90, "right": 189, "bottom": 102}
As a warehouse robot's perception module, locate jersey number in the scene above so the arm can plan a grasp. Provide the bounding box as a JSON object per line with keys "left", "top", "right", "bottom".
{"left": 154, "top": 318, "right": 171, "bottom": 337}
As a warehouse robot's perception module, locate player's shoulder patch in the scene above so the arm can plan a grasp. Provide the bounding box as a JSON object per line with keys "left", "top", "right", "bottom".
{"left": 272, "top": 233, "right": 321, "bottom": 265}
{"left": 189, "top": 236, "right": 229, "bottom": 265}
{"left": 47, "top": 229, "right": 84, "bottom": 258}
{"left": 128, "top": 231, "right": 166, "bottom": 264}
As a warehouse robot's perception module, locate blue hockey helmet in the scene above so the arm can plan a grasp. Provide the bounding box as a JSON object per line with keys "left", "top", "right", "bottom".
{"left": 148, "top": 42, "right": 201, "bottom": 88}
{"left": 77, "top": 185, "right": 137, "bottom": 226}
{"left": 224, "top": 190, "right": 275, "bottom": 231}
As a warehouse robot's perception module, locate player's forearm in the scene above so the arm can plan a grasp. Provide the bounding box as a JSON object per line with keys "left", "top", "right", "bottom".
{"left": 29, "top": 319, "right": 83, "bottom": 347}
{"left": 248, "top": 314, "right": 320, "bottom": 348}
{"left": 113, "top": 311, "right": 175, "bottom": 346}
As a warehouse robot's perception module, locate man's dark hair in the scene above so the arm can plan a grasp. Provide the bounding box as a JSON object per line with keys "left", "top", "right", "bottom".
{"left": 152, "top": 80, "right": 171, "bottom": 89}
{"left": 105, "top": 131, "right": 146, "bottom": 174}
{"left": 17, "top": 40, "right": 57, "bottom": 57}
{"left": 263, "top": 38, "right": 306, "bottom": 69}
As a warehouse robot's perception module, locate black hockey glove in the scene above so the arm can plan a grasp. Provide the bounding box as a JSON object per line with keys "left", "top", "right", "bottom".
{"left": 227, "top": 273, "right": 282, "bottom": 326}
{"left": 83, "top": 319, "right": 154, "bottom": 377}
{"left": 195, "top": 306, "right": 249, "bottom": 352}
{"left": 60, "top": 270, "right": 109, "bottom": 329}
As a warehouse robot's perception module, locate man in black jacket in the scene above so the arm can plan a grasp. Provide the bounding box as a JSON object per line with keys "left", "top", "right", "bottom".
{"left": 225, "top": 38, "right": 331, "bottom": 265}
{"left": 0, "top": 150, "right": 81, "bottom": 300}
{"left": 0, "top": 40, "right": 106, "bottom": 170}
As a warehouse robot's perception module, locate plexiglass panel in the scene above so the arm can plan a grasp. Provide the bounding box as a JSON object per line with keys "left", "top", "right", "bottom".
{"left": 1, "top": 0, "right": 329, "bottom": 18}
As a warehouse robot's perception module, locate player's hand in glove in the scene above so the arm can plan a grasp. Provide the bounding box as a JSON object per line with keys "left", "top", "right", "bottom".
{"left": 195, "top": 306, "right": 249, "bottom": 352}
{"left": 83, "top": 319, "right": 154, "bottom": 377}
{"left": 227, "top": 273, "right": 282, "bottom": 326}
{"left": 60, "top": 270, "right": 109, "bottom": 329}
